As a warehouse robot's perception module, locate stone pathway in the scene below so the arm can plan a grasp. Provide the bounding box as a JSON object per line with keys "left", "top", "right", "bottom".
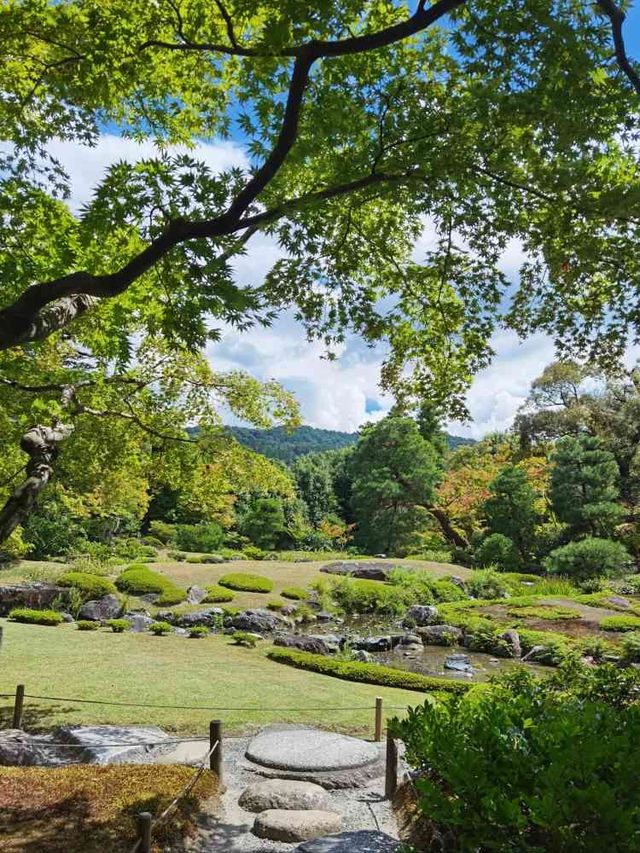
{"left": 180, "top": 728, "right": 400, "bottom": 853}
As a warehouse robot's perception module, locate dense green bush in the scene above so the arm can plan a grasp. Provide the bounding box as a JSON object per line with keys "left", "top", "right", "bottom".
{"left": 77, "top": 620, "right": 100, "bottom": 631}
{"left": 392, "top": 664, "right": 640, "bottom": 851}
{"left": 58, "top": 571, "right": 118, "bottom": 599}
{"left": 621, "top": 632, "right": 640, "bottom": 662}
{"left": 267, "top": 599, "right": 286, "bottom": 610}
{"left": 599, "top": 614, "right": 640, "bottom": 632}
{"left": 465, "top": 569, "right": 510, "bottom": 600}
{"left": 268, "top": 648, "right": 469, "bottom": 694}
{"left": 231, "top": 630, "right": 259, "bottom": 647}
{"left": 243, "top": 545, "right": 266, "bottom": 561}
{"left": 203, "top": 584, "right": 235, "bottom": 603}
{"left": 115, "top": 565, "right": 187, "bottom": 605}
{"left": 331, "top": 577, "right": 408, "bottom": 615}
{"left": 185, "top": 554, "right": 225, "bottom": 564}
{"left": 280, "top": 586, "right": 307, "bottom": 600}
{"left": 218, "top": 573, "right": 274, "bottom": 593}
{"left": 388, "top": 569, "right": 467, "bottom": 605}
{"left": 188, "top": 625, "right": 209, "bottom": 638}
{"left": 173, "top": 523, "right": 224, "bottom": 553}
{"left": 8, "top": 608, "right": 63, "bottom": 626}
{"left": 544, "top": 537, "right": 633, "bottom": 581}
{"left": 148, "top": 520, "right": 177, "bottom": 544}
{"left": 150, "top": 621, "right": 173, "bottom": 635}
{"left": 106, "top": 618, "right": 129, "bottom": 633}
{"left": 475, "top": 533, "right": 522, "bottom": 571}
{"left": 167, "top": 550, "right": 187, "bottom": 561}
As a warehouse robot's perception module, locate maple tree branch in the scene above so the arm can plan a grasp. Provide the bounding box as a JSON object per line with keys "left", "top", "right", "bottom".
{"left": 596, "top": 0, "right": 640, "bottom": 96}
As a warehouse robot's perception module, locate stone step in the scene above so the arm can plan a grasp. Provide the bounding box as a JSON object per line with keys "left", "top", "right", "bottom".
{"left": 239, "top": 778, "right": 329, "bottom": 812}
{"left": 252, "top": 808, "right": 342, "bottom": 843}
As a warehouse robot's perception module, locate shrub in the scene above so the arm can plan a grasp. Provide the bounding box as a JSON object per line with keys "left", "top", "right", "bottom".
{"left": 475, "top": 533, "right": 522, "bottom": 571}
{"left": 267, "top": 599, "right": 286, "bottom": 611}
{"left": 8, "top": 608, "right": 63, "bottom": 626}
{"left": 218, "top": 573, "right": 274, "bottom": 593}
{"left": 466, "top": 569, "right": 510, "bottom": 600}
{"left": 231, "top": 630, "right": 259, "bottom": 647}
{"left": 280, "top": 586, "right": 307, "bottom": 600}
{"left": 148, "top": 520, "right": 177, "bottom": 544}
{"left": 506, "top": 604, "right": 581, "bottom": 621}
{"left": 621, "top": 632, "right": 640, "bottom": 663}
{"left": 185, "top": 553, "right": 226, "bottom": 564}
{"left": 330, "top": 577, "right": 406, "bottom": 615}
{"left": 115, "top": 565, "right": 187, "bottom": 605}
{"left": 174, "top": 523, "right": 224, "bottom": 553}
{"left": 188, "top": 626, "right": 209, "bottom": 638}
{"left": 58, "top": 571, "right": 118, "bottom": 599}
{"left": 599, "top": 615, "right": 640, "bottom": 632}
{"left": 517, "top": 628, "right": 575, "bottom": 665}
{"left": 77, "top": 620, "right": 100, "bottom": 631}
{"left": 106, "top": 618, "right": 129, "bottom": 633}
{"left": 150, "top": 621, "right": 173, "bottom": 635}
{"left": 167, "top": 550, "right": 187, "bottom": 561}
{"left": 392, "top": 664, "right": 640, "bottom": 851}
{"left": 221, "top": 604, "right": 241, "bottom": 617}
{"left": 544, "top": 537, "right": 633, "bottom": 582}
{"left": 268, "top": 648, "right": 469, "bottom": 694}
{"left": 614, "top": 574, "right": 640, "bottom": 595}
{"left": 141, "top": 535, "right": 164, "bottom": 549}
{"left": 388, "top": 569, "right": 467, "bottom": 604}
{"left": 220, "top": 548, "right": 247, "bottom": 560}
{"left": 581, "top": 637, "right": 615, "bottom": 662}
{"left": 243, "top": 545, "right": 266, "bottom": 561}
{"left": 203, "top": 585, "right": 235, "bottom": 603}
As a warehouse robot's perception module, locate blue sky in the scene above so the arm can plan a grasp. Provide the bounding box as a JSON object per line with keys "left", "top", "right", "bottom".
{"left": 47, "top": 4, "right": 640, "bottom": 437}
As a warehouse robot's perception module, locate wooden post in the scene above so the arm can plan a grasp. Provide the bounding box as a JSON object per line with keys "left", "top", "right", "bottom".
{"left": 12, "top": 684, "right": 25, "bottom": 729}
{"left": 385, "top": 729, "right": 398, "bottom": 799}
{"left": 210, "top": 719, "right": 223, "bottom": 784}
{"left": 374, "top": 697, "right": 383, "bottom": 742}
{"left": 136, "top": 811, "right": 152, "bottom": 853}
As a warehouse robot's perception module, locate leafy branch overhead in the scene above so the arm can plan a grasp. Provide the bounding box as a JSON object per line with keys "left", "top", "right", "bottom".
{"left": 1, "top": 0, "right": 639, "bottom": 414}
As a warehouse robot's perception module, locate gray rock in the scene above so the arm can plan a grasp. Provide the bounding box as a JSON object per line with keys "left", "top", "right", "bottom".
{"left": 402, "top": 604, "right": 439, "bottom": 627}
{"left": 174, "top": 608, "right": 223, "bottom": 628}
{"left": 352, "top": 636, "right": 392, "bottom": 653}
{"left": 201, "top": 554, "right": 226, "bottom": 564}
{"left": 0, "top": 582, "right": 67, "bottom": 616}
{"left": 274, "top": 634, "right": 335, "bottom": 655}
{"left": 310, "top": 633, "right": 343, "bottom": 652}
{"left": 353, "top": 650, "right": 374, "bottom": 663}
{"left": 186, "top": 585, "right": 207, "bottom": 604}
{"left": 416, "top": 624, "right": 463, "bottom": 646}
{"left": 125, "top": 613, "right": 154, "bottom": 633}
{"left": 521, "top": 644, "right": 546, "bottom": 662}
{"left": 60, "top": 612, "right": 75, "bottom": 623}
{"left": 246, "top": 727, "right": 379, "bottom": 773}
{"left": 230, "top": 609, "right": 285, "bottom": 633}
{"left": 296, "top": 830, "right": 401, "bottom": 852}
{"left": 444, "top": 653, "right": 473, "bottom": 672}
{"left": 398, "top": 633, "right": 423, "bottom": 646}
{"left": 0, "top": 730, "right": 58, "bottom": 766}
{"left": 138, "top": 593, "right": 160, "bottom": 604}
{"left": 55, "top": 725, "right": 173, "bottom": 764}
{"left": 499, "top": 629, "right": 522, "bottom": 659}
{"left": 78, "top": 594, "right": 122, "bottom": 622}
{"left": 282, "top": 604, "right": 299, "bottom": 616}
{"left": 448, "top": 576, "right": 467, "bottom": 589}
{"left": 607, "top": 595, "right": 631, "bottom": 609}
{"left": 320, "top": 562, "right": 391, "bottom": 581}
{"left": 239, "top": 779, "right": 329, "bottom": 813}
{"left": 253, "top": 809, "right": 342, "bottom": 842}
{"left": 316, "top": 611, "right": 333, "bottom": 622}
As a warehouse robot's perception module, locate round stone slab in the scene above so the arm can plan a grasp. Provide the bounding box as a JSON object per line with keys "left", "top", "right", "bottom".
{"left": 253, "top": 809, "right": 342, "bottom": 842}
{"left": 246, "top": 727, "right": 379, "bottom": 773}
{"left": 239, "top": 778, "right": 329, "bottom": 812}
{"left": 295, "top": 830, "right": 401, "bottom": 852}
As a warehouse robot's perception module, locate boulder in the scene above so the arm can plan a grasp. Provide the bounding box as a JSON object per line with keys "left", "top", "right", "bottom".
{"left": 201, "top": 555, "right": 226, "bottom": 564}
{"left": 398, "top": 633, "right": 423, "bottom": 646}
{"left": 316, "top": 611, "right": 333, "bottom": 622}
{"left": 402, "top": 605, "right": 439, "bottom": 627}
{"left": 230, "top": 609, "right": 285, "bottom": 633}
{"left": 444, "top": 653, "right": 473, "bottom": 673}
{"left": 78, "top": 594, "right": 122, "bottom": 622}
{"left": 353, "top": 650, "right": 374, "bottom": 663}
{"left": 0, "top": 730, "right": 58, "bottom": 767}
{"left": 499, "top": 629, "right": 521, "bottom": 659}
{"left": 0, "top": 583, "right": 67, "bottom": 616}
{"left": 253, "top": 809, "right": 342, "bottom": 843}
{"left": 55, "top": 725, "right": 174, "bottom": 764}
{"left": 274, "top": 634, "right": 335, "bottom": 655}
{"left": 320, "top": 562, "right": 391, "bottom": 581}
{"left": 186, "top": 585, "right": 207, "bottom": 604}
{"left": 521, "top": 644, "right": 547, "bottom": 663}
{"left": 296, "top": 830, "right": 401, "bottom": 852}
{"left": 448, "top": 576, "right": 467, "bottom": 589}
{"left": 352, "top": 636, "right": 392, "bottom": 653}
{"left": 606, "top": 596, "right": 632, "bottom": 610}
{"left": 173, "top": 608, "right": 223, "bottom": 628}
{"left": 239, "top": 779, "right": 329, "bottom": 813}
{"left": 416, "top": 624, "right": 463, "bottom": 646}
{"left": 60, "top": 612, "right": 75, "bottom": 623}
{"left": 124, "top": 612, "right": 154, "bottom": 633}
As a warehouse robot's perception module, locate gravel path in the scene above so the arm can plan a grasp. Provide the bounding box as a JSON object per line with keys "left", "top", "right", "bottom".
{"left": 182, "top": 736, "right": 398, "bottom": 853}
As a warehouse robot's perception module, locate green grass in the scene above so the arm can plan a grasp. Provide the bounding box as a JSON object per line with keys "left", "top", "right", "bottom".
{"left": 0, "top": 620, "right": 427, "bottom": 736}
{"left": 599, "top": 615, "right": 640, "bottom": 632}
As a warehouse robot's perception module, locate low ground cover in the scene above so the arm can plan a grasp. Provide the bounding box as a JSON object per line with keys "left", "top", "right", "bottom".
{"left": 0, "top": 764, "right": 217, "bottom": 852}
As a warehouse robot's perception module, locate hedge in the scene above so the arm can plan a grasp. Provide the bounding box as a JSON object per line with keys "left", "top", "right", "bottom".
{"left": 115, "top": 565, "right": 187, "bottom": 605}
{"left": 77, "top": 620, "right": 100, "bottom": 631}
{"left": 267, "top": 648, "right": 470, "bottom": 694}
{"left": 58, "top": 571, "right": 118, "bottom": 598}
{"left": 8, "top": 608, "right": 64, "bottom": 626}
{"left": 599, "top": 615, "right": 640, "bottom": 632}
{"left": 281, "top": 586, "right": 307, "bottom": 600}
{"left": 218, "top": 573, "right": 274, "bottom": 593}
{"left": 203, "top": 584, "right": 235, "bottom": 603}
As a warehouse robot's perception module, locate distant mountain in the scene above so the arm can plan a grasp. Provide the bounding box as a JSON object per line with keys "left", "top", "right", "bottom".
{"left": 226, "top": 425, "right": 475, "bottom": 464}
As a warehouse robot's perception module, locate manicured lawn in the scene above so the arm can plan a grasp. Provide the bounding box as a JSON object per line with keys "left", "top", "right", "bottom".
{"left": 0, "top": 621, "right": 427, "bottom": 736}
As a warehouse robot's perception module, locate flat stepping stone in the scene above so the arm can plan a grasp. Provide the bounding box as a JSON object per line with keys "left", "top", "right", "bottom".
{"left": 246, "top": 727, "right": 379, "bottom": 772}
{"left": 239, "top": 778, "right": 329, "bottom": 812}
{"left": 296, "top": 830, "right": 401, "bottom": 852}
{"left": 55, "top": 725, "right": 174, "bottom": 764}
{"left": 253, "top": 808, "right": 342, "bottom": 842}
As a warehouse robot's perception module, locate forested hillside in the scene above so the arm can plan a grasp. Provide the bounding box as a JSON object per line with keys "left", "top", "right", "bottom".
{"left": 227, "top": 425, "right": 474, "bottom": 463}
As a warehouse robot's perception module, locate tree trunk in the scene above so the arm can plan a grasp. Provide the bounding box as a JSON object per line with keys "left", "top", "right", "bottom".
{"left": 0, "top": 424, "right": 73, "bottom": 545}
{"left": 426, "top": 505, "right": 469, "bottom": 550}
